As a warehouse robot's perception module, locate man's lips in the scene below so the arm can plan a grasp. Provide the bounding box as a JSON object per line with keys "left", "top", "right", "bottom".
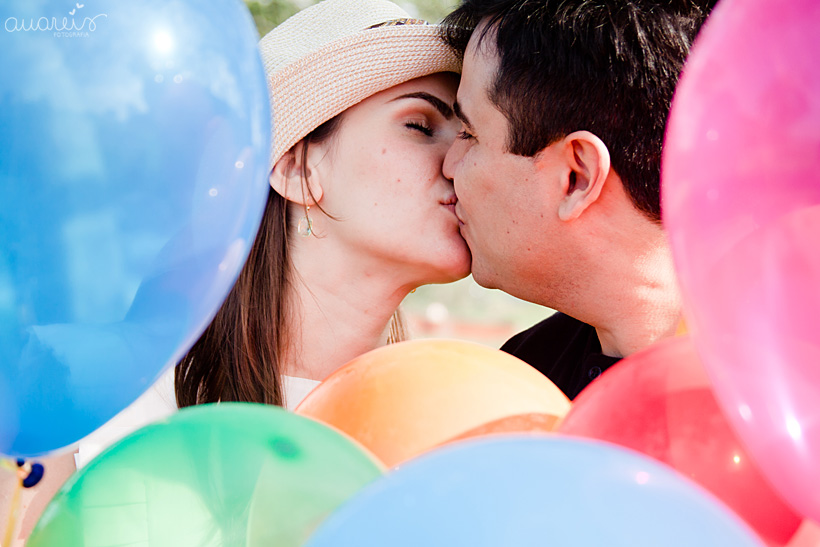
{"left": 454, "top": 203, "right": 465, "bottom": 226}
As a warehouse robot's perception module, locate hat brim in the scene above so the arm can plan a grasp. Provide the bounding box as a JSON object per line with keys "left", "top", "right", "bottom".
{"left": 266, "top": 25, "right": 461, "bottom": 167}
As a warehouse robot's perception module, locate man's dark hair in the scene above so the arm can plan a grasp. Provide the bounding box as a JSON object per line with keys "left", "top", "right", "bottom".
{"left": 442, "top": 0, "right": 716, "bottom": 221}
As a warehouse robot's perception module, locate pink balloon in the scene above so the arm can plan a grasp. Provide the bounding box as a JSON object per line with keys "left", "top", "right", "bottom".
{"left": 663, "top": 0, "right": 820, "bottom": 522}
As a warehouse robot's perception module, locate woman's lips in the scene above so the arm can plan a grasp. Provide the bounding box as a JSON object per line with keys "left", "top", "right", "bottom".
{"left": 441, "top": 195, "right": 458, "bottom": 217}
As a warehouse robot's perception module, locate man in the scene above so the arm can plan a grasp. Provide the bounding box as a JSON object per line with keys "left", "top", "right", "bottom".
{"left": 440, "top": 0, "right": 714, "bottom": 399}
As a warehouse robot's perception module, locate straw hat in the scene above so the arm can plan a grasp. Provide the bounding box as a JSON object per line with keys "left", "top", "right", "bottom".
{"left": 258, "top": 0, "right": 461, "bottom": 167}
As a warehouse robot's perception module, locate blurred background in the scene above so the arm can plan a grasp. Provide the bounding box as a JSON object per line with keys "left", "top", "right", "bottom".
{"left": 244, "top": 0, "right": 552, "bottom": 348}
{"left": 246, "top": 0, "right": 455, "bottom": 34}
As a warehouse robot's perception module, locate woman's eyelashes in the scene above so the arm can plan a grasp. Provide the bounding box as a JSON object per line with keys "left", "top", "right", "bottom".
{"left": 405, "top": 120, "right": 433, "bottom": 136}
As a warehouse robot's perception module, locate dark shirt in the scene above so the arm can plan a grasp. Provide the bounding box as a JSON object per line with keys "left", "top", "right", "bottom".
{"left": 501, "top": 312, "right": 621, "bottom": 400}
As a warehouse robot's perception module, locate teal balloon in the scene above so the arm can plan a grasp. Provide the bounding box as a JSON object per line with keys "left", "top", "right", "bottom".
{"left": 28, "top": 404, "right": 384, "bottom": 546}
{"left": 0, "top": 0, "right": 271, "bottom": 456}
{"left": 304, "top": 436, "right": 766, "bottom": 547}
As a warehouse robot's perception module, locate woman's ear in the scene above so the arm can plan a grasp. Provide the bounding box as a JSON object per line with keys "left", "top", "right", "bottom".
{"left": 557, "top": 131, "right": 611, "bottom": 222}
{"left": 269, "top": 140, "right": 325, "bottom": 205}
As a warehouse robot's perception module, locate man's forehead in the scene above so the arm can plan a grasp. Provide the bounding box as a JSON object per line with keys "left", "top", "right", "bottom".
{"left": 463, "top": 21, "right": 500, "bottom": 91}
{"left": 466, "top": 18, "right": 500, "bottom": 61}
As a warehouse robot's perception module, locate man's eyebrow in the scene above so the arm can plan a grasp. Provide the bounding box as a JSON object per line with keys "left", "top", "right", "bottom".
{"left": 390, "top": 92, "right": 454, "bottom": 119}
{"left": 453, "top": 101, "right": 474, "bottom": 131}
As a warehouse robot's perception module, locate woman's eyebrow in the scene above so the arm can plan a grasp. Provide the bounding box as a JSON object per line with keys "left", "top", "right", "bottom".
{"left": 389, "top": 92, "right": 454, "bottom": 119}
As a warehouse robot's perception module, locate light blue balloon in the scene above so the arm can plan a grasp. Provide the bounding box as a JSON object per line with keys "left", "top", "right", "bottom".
{"left": 304, "top": 436, "right": 766, "bottom": 547}
{"left": 0, "top": 0, "right": 271, "bottom": 456}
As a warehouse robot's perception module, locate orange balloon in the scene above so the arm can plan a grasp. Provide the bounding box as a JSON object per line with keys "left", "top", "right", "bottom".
{"left": 441, "top": 413, "right": 559, "bottom": 445}
{"left": 295, "top": 339, "right": 570, "bottom": 467}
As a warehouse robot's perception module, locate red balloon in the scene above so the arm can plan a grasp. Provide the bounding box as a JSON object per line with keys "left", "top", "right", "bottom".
{"left": 558, "top": 337, "right": 802, "bottom": 546}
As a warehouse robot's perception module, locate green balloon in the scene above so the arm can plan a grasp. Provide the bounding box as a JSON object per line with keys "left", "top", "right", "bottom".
{"left": 29, "top": 403, "right": 384, "bottom": 546}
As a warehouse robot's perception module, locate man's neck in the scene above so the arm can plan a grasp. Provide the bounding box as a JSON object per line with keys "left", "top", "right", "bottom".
{"left": 590, "top": 235, "right": 682, "bottom": 358}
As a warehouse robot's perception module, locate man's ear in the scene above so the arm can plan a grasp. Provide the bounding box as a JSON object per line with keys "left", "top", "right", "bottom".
{"left": 269, "top": 140, "right": 325, "bottom": 205}
{"left": 557, "top": 131, "right": 611, "bottom": 222}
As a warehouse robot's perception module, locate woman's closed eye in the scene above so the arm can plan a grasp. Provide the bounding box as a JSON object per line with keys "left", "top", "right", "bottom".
{"left": 405, "top": 120, "right": 433, "bottom": 136}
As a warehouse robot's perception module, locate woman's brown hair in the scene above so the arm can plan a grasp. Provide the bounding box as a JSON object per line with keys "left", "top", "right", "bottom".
{"left": 175, "top": 115, "right": 406, "bottom": 407}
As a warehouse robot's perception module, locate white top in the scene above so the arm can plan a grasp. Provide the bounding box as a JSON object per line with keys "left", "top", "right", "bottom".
{"left": 74, "top": 369, "right": 321, "bottom": 468}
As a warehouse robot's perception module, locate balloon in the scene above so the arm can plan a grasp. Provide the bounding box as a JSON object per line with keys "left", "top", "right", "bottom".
{"left": 295, "top": 339, "right": 570, "bottom": 467}
{"left": 303, "top": 436, "right": 765, "bottom": 547}
{"left": 662, "top": 0, "right": 820, "bottom": 521}
{"left": 787, "top": 520, "right": 820, "bottom": 547}
{"left": 0, "top": 377, "right": 18, "bottom": 448}
{"left": 558, "top": 337, "right": 803, "bottom": 546}
{"left": 0, "top": 0, "right": 270, "bottom": 456}
{"left": 27, "top": 403, "right": 384, "bottom": 547}
{"left": 442, "top": 412, "right": 559, "bottom": 445}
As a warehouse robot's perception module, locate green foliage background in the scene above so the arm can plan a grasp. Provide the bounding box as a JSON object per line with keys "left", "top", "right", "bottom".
{"left": 244, "top": 0, "right": 458, "bottom": 37}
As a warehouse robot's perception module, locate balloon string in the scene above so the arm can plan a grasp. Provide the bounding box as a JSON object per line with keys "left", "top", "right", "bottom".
{"left": 1, "top": 459, "right": 24, "bottom": 547}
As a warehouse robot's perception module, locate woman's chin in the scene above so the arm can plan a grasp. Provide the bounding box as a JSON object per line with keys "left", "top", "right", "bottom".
{"left": 426, "top": 248, "right": 472, "bottom": 285}
{"left": 449, "top": 243, "right": 473, "bottom": 280}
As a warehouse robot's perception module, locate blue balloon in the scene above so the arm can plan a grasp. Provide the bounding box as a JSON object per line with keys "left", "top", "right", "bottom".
{"left": 304, "top": 436, "right": 766, "bottom": 547}
{"left": 0, "top": 0, "right": 270, "bottom": 456}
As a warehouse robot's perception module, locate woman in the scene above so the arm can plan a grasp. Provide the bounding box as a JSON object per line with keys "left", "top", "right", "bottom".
{"left": 174, "top": 0, "right": 470, "bottom": 409}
